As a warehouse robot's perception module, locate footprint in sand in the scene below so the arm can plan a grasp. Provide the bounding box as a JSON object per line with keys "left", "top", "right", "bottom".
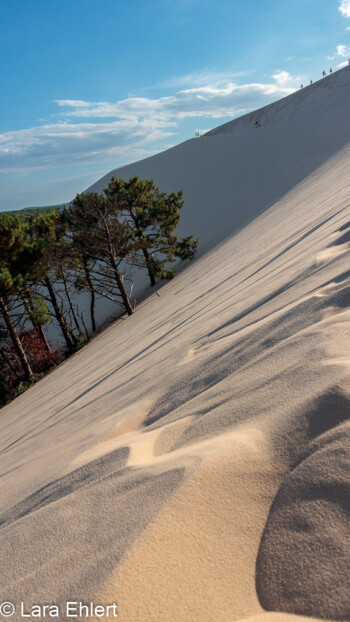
{"left": 315, "top": 282, "right": 340, "bottom": 297}
{"left": 178, "top": 347, "right": 196, "bottom": 365}
{"left": 316, "top": 224, "right": 350, "bottom": 263}
{"left": 177, "top": 342, "right": 217, "bottom": 366}
{"left": 316, "top": 278, "right": 350, "bottom": 319}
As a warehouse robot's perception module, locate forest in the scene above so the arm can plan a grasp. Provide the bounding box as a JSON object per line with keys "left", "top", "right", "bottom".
{"left": 0, "top": 176, "right": 198, "bottom": 406}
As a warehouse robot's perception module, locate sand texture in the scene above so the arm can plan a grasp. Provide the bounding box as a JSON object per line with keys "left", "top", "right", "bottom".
{"left": 1, "top": 68, "right": 350, "bottom": 621}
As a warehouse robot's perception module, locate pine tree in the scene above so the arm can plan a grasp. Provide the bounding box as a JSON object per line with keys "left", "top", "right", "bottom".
{"left": 67, "top": 192, "right": 135, "bottom": 316}
{"left": 29, "top": 211, "right": 80, "bottom": 352}
{"left": 105, "top": 176, "right": 198, "bottom": 286}
{"left": 0, "top": 214, "right": 35, "bottom": 380}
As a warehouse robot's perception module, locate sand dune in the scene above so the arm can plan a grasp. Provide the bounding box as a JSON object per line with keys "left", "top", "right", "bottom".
{"left": 1, "top": 68, "right": 350, "bottom": 621}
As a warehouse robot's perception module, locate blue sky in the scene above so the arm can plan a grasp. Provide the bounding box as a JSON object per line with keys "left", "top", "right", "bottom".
{"left": 1, "top": 0, "right": 350, "bottom": 211}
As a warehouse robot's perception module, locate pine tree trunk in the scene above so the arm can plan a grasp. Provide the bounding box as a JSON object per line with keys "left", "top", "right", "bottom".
{"left": 131, "top": 208, "right": 157, "bottom": 285}
{"left": 0, "top": 295, "right": 34, "bottom": 380}
{"left": 142, "top": 246, "right": 156, "bottom": 286}
{"left": 61, "top": 271, "right": 82, "bottom": 339}
{"left": 109, "top": 256, "right": 133, "bottom": 315}
{"left": 100, "top": 209, "right": 133, "bottom": 315}
{"left": 34, "top": 318, "right": 51, "bottom": 354}
{"left": 44, "top": 276, "right": 75, "bottom": 351}
{"left": 131, "top": 212, "right": 156, "bottom": 286}
{"left": 83, "top": 257, "right": 96, "bottom": 332}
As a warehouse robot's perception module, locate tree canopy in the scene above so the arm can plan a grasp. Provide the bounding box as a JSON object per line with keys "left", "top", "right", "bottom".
{"left": 0, "top": 177, "right": 198, "bottom": 406}
{"left": 105, "top": 176, "right": 198, "bottom": 285}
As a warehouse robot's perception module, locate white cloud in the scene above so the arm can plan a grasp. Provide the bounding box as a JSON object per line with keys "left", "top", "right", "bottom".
{"left": 55, "top": 100, "right": 93, "bottom": 109}
{"left": 336, "top": 43, "right": 350, "bottom": 56}
{"left": 0, "top": 118, "right": 173, "bottom": 173}
{"left": 329, "top": 44, "right": 350, "bottom": 62}
{"left": 56, "top": 71, "right": 298, "bottom": 122}
{"left": 339, "top": 0, "right": 350, "bottom": 17}
{"left": 271, "top": 70, "right": 298, "bottom": 87}
{"left": 0, "top": 71, "right": 299, "bottom": 173}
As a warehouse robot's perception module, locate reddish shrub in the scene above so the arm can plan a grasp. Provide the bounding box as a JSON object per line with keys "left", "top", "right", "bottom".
{"left": 4, "top": 327, "right": 60, "bottom": 380}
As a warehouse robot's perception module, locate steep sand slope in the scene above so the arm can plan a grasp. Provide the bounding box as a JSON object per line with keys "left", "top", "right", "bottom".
{"left": 89, "top": 67, "right": 350, "bottom": 255}
{"left": 1, "top": 68, "right": 350, "bottom": 621}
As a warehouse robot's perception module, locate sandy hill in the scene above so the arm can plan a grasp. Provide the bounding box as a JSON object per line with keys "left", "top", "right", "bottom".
{"left": 1, "top": 67, "right": 350, "bottom": 622}
{"left": 89, "top": 66, "right": 350, "bottom": 257}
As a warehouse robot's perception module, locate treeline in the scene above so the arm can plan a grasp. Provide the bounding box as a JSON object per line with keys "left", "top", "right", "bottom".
{"left": 0, "top": 176, "right": 198, "bottom": 406}
{"left": 6, "top": 204, "right": 64, "bottom": 222}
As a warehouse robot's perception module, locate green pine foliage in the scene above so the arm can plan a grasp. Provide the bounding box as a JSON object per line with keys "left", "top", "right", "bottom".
{"left": 2, "top": 204, "right": 64, "bottom": 223}
{"left": 105, "top": 176, "right": 198, "bottom": 285}
{"left": 0, "top": 178, "right": 198, "bottom": 407}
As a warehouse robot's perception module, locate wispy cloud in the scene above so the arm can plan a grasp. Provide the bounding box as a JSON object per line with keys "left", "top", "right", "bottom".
{"left": 56, "top": 71, "right": 298, "bottom": 122}
{"left": 154, "top": 69, "right": 250, "bottom": 89}
{"left": 1, "top": 71, "right": 299, "bottom": 174}
{"left": 45, "top": 170, "right": 107, "bottom": 186}
{"left": 0, "top": 119, "right": 173, "bottom": 173}
{"left": 339, "top": 0, "right": 350, "bottom": 17}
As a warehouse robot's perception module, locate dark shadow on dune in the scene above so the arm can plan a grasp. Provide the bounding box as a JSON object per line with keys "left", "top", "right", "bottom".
{"left": 332, "top": 268, "right": 350, "bottom": 284}
{"left": 338, "top": 220, "right": 350, "bottom": 232}
{"left": 256, "top": 387, "right": 350, "bottom": 620}
{"left": 307, "top": 388, "right": 350, "bottom": 445}
{"left": 328, "top": 284, "right": 350, "bottom": 310}
{"left": 329, "top": 229, "right": 350, "bottom": 246}
{"left": 197, "top": 262, "right": 324, "bottom": 345}
{"left": 0, "top": 446, "right": 129, "bottom": 529}
{"left": 144, "top": 278, "right": 328, "bottom": 432}
{"left": 0, "top": 447, "right": 189, "bottom": 622}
